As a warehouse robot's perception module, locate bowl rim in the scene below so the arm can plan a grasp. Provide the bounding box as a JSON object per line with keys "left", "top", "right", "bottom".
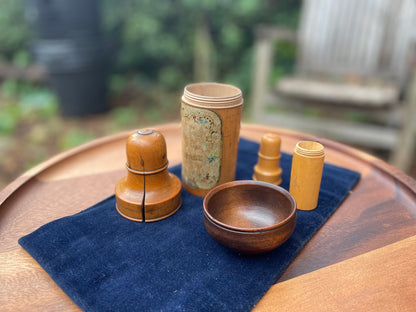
{"left": 203, "top": 180, "right": 297, "bottom": 233}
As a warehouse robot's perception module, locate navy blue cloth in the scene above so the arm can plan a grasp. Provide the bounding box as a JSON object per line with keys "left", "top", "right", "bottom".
{"left": 19, "top": 138, "right": 360, "bottom": 312}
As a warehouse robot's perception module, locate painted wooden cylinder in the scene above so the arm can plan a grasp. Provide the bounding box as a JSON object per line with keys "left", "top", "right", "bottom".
{"left": 181, "top": 82, "right": 243, "bottom": 197}
{"left": 289, "top": 141, "right": 325, "bottom": 211}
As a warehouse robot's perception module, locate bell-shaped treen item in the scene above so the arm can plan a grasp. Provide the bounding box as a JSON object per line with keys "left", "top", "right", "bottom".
{"left": 115, "top": 129, "right": 182, "bottom": 222}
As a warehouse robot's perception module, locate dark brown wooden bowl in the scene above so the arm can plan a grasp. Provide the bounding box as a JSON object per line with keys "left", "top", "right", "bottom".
{"left": 203, "top": 180, "right": 297, "bottom": 254}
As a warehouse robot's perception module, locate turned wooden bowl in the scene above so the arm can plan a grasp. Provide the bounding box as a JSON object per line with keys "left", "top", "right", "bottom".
{"left": 203, "top": 180, "right": 297, "bottom": 254}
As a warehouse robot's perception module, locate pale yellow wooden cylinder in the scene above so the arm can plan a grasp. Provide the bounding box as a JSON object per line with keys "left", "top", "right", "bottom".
{"left": 181, "top": 82, "right": 243, "bottom": 197}
{"left": 289, "top": 141, "right": 325, "bottom": 211}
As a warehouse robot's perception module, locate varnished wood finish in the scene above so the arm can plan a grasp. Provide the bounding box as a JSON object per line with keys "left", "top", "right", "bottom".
{"left": 290, "top": 141, "right": 325, "bottom": 211}
{"left": 1, "top": 123, "right": 415, "bottom": 311}
{"left": 181, "top": 82, "right": 243, "bottom": 197}
{"left": 203, "top": 180, "right": 296, "bottom": 254}
{"left": 115, "top": 129, "right": 182, "bottom": 222}
{"left": 252, "top": 133, "right": 283, "bottom": 185}
{"left": 254, "top": 235, "right": 416, "bottom": 311}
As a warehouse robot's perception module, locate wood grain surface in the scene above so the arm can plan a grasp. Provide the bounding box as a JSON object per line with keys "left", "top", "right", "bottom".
{"left": 254, "top": 235, "right": 416, "bottom": 312}
{"left": 1, "top": 123, "right": 415, "bottom": 311}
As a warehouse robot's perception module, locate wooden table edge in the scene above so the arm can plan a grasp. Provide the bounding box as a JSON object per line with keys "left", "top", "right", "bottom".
{"left": 253, "top": 234, "right": 416, "bottom": 311}
{"left": 1, "top": 122, "right": 415, "bottom": 311}
{"left": 1, "top": 122, "right": 415, "bottom": 206}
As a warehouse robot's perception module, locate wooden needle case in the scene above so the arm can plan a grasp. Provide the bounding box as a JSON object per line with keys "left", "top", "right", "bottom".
{"left": 289, "top": 141, "right": 325, "bottom": 211}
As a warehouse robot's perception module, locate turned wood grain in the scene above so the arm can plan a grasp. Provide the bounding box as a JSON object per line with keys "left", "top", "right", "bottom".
{"left": 203, "top": 180, "right": 297, "bottom": 254}
{"left": 181, "top": 83, "right": 243, "bottom": 197}
{"left": 0, "top": 249, "right": 78, "bottom": 312}
{"left": 252, "top": 133, "right": 283, "bottom": 185}
{"left": 289, "top": 141, "right": 325, "bottom": 211}
{"left": 254, "top": 235, "right": 416, "bottom": 312}
{"left": 1, "top": 123, "right": 415, "bottom": 311}
{"left": 115, "top": 129, "right": 182, "bottom": 222}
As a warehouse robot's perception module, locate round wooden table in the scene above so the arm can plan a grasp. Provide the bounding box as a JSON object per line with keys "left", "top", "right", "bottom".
{"left": 1, "top": 123, "right": 415, "bottom": 311}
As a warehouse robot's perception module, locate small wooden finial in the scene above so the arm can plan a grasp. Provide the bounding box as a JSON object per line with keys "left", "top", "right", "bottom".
{"left": 252, "top": 133, "right": 282, "bottom": 185}
{"left": 115, "top": 129, "right": 182, "bottom": 222}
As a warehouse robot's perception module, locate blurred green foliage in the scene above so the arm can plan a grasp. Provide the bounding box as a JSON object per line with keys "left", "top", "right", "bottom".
{"left": 0, "top": 0, "right": 301, "bottom": 186}
{"left": 0, "top": 0, "right": 31, "bottom": 61}
{"left": 105, "top": 0, "right": 300, "bottom": 93}
{"left": 0, "top": 80, "right": 58, "bottom": 135}
{"left": 0, "top": 0, "right": 300, "bottom": 95}
{"left": 59, "top": 129, "right": 96, "bottom": 150}
{"left": 271, "top": 41, "right": 297, "bottom": 84}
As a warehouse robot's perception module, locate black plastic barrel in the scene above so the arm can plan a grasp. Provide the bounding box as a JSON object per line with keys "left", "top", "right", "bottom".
{"left": 26, "top": 0, "right": 108, "bottom": 116}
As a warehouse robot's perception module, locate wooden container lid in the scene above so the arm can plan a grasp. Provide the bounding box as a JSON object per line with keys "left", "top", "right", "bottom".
{"left": 182, "top": 82, "right": 243, "bottom": 109}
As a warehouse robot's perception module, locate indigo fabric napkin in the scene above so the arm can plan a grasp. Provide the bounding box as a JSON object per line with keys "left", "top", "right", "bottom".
{"left": 19, "top": 138, "right": 360, "bottom": 312}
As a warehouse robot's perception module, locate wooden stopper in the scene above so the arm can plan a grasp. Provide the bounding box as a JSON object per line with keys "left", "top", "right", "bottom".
{"left": 115, "top": 129, "right": 182, "bottom": 222}
{"left": 181, "top": 82, "right": 243, "bottom": 197}
{"left": 253, "top": 133, "right": 282, "bottom": 185}
{"left": 289, "top": 141, "right": 325, "bottom": 211}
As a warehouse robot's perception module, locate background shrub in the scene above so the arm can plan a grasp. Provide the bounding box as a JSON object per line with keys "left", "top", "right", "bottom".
{"left": 0, "top": 0, "right": 300, "bottom": 96}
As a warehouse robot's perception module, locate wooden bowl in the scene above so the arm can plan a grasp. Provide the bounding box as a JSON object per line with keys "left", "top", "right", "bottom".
{"left": 203, "top": 180, "right": 297, "bottom": 254}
